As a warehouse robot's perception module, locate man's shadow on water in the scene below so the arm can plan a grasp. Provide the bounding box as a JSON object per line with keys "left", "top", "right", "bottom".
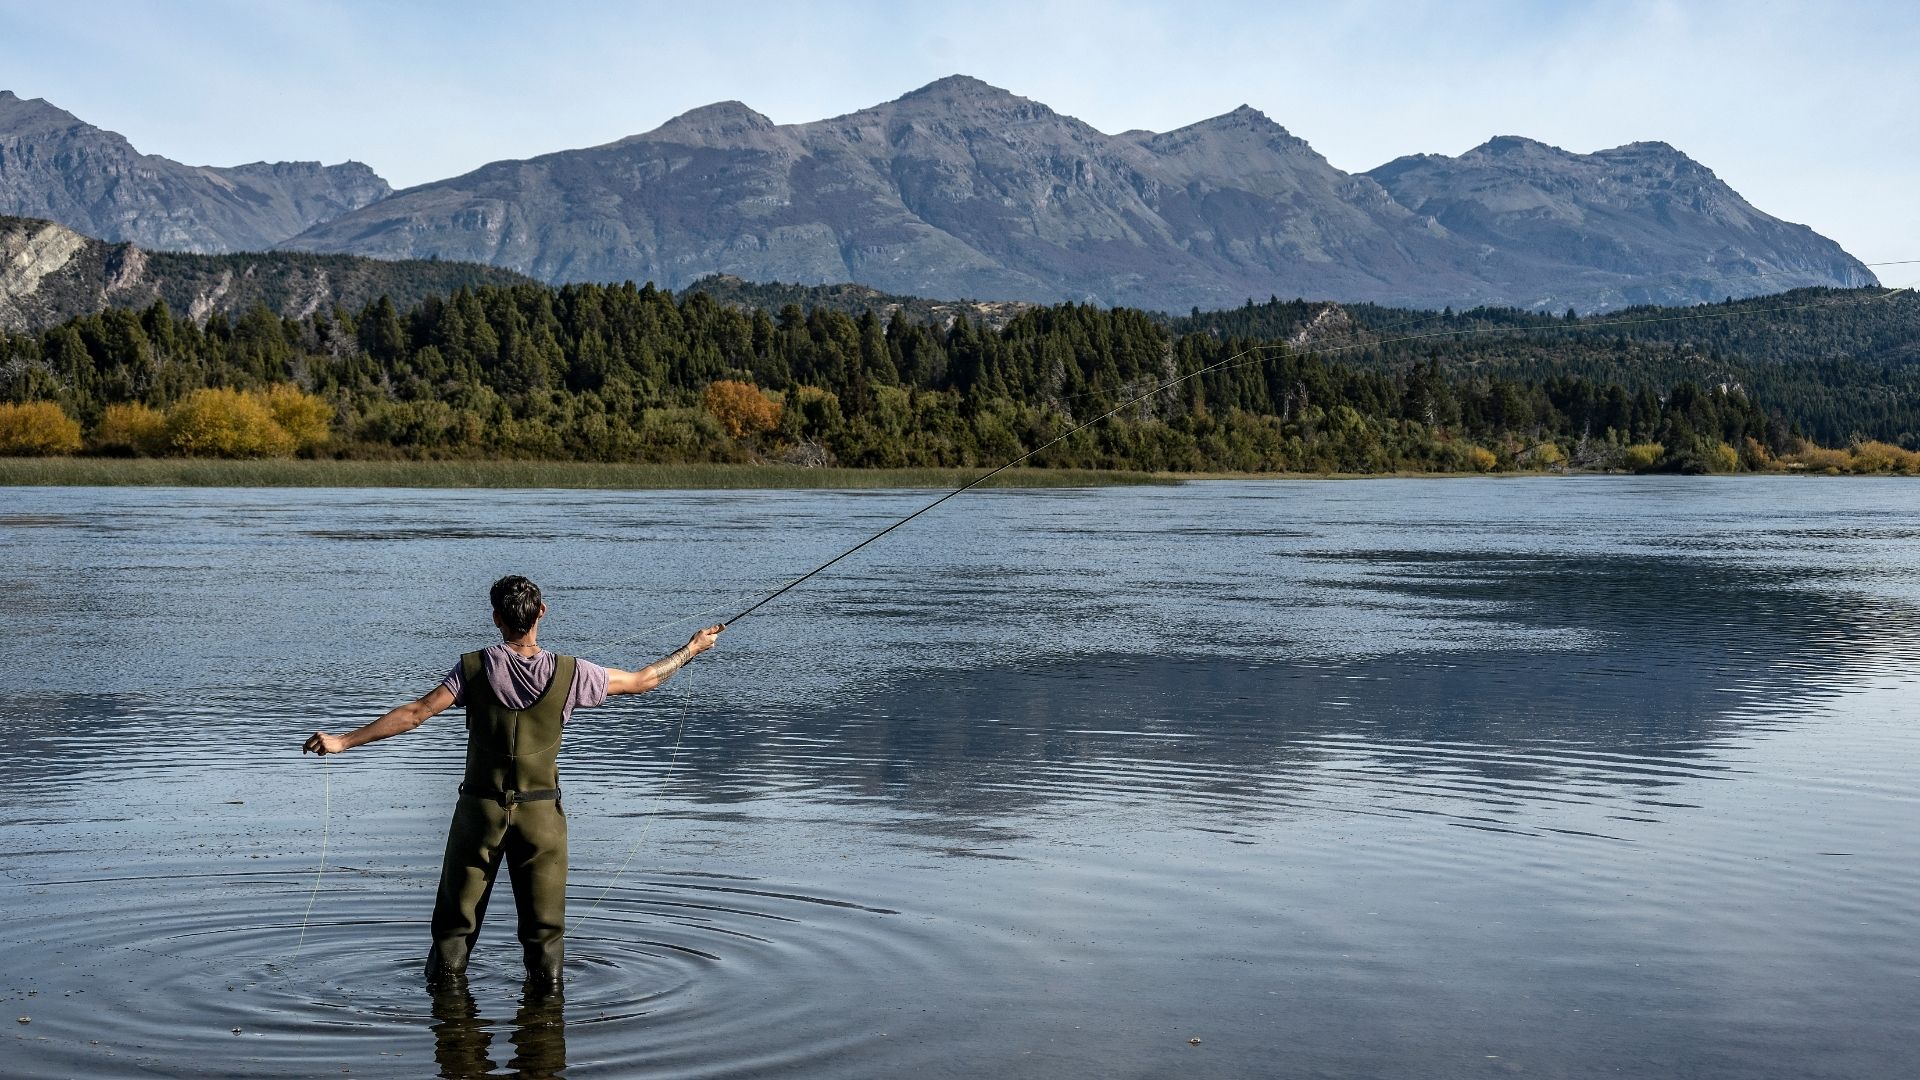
{"left": 430, "top": 978, "right": 567, "bottom": 1080}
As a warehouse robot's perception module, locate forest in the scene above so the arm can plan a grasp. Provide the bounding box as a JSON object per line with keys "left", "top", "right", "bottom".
{"left": 1, "top": 278, "right": 1915, "bottom": 475}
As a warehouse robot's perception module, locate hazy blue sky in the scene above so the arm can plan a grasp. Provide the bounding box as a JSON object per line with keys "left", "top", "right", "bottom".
{"left": 3, "top": 0, "right": 1913, "bottom": 271}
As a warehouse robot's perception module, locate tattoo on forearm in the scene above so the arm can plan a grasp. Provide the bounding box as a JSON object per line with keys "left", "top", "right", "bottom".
{"left": 645, "top": 645, "right": 695, "bottom": 683}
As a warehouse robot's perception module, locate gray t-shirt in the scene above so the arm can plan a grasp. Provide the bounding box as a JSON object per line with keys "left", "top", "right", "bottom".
{"left": 441, "top": 644, "right": 610, "bottom": 724}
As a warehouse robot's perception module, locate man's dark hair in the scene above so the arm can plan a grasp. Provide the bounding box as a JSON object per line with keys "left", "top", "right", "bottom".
{"left": 491, "top": 575, "right": 543, "bottom": 636}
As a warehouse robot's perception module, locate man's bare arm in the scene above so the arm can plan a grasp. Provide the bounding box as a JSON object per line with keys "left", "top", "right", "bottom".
{"left": 304, "top": 685, "right": 456, "bottom": 756}
{"left": 606, "top": 624, "right": 725, "bottom": 696}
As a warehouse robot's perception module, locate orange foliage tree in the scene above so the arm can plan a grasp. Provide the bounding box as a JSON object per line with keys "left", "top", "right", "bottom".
{"left": 702, "top": 379, "right": 782, "bottom": 440}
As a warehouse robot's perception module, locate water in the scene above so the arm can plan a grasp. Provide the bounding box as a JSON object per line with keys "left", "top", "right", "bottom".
{"left": 2, "top": 477, "right": 1917, "bottom": 1078}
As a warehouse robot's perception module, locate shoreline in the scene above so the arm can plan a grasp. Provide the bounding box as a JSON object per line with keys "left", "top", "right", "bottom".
{"left": 0, "top": 457, "right": 1881, "bottom": 489}
{"left": 0, "top": 457, "right": 1175, "bottom": 489}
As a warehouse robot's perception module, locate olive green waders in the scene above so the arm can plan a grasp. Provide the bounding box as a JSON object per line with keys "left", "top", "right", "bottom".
{"left": 427, "top": 651, "right": 576, "bottom": 985}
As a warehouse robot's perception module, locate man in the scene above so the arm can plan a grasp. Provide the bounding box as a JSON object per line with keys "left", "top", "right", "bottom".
{"left": 303, "top": 575, "right": 724, "bottom": 988}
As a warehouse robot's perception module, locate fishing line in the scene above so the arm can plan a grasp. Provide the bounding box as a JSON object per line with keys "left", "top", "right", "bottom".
{"left": 604, "top": 586, "right": 776, "bottom": 651}
{"left": 581, "top": 679, "right": 693, "bottom": 917}
{"left": 292, "top": 752, "right": 331, "bottom": 962}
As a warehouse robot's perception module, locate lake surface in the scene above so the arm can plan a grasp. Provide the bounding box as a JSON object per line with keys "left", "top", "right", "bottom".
{"left": 2, "top": 477, "right": 1917, "bottom": 1079}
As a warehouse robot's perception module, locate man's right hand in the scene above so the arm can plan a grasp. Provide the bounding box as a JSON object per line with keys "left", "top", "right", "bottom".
{"left": 688, "top": 624, "right": 725, "bottom": 655}
{"left": 304, "top": 732, "right": 347, "bottom": 756}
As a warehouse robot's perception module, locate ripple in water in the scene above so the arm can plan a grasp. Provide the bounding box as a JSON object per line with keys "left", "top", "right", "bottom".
{"left": 4, "top": 863, "right": 939, "bottom": 1079}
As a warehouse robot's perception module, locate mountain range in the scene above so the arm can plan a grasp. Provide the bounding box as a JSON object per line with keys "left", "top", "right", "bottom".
{"left": 0, "top": 78, "right": 1877, "bottom": 313}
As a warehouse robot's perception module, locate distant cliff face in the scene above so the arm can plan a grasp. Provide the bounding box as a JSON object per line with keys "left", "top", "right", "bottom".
{"left": 0, "top": 91, "right": 390, "bottom": 253}
{"left": 283, "top": 76, "right": 1873, "bottom": 312}
{"left": 0, "top": 215, "right": 529, "bottom": 334}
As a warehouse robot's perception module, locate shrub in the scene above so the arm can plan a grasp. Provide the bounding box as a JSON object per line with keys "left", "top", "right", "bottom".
{"left": 257, "top": 384, "right": 331, "bottom": 451}
{"left": 1466, "top": 446, "right": 1500, "bottom": 472}
{"left": 0, "top": 400, "right": 83, "bottom": 455}
{"left": 1707, "top": 442, "right": 1741, "bottom": 473}
{"left": 1517, "top": 441, "right": 1565, "bottom": 468}
{"left": 93, "top": 402, "right": 171, "bottom": 455}
{"left": 702, "top": 379, "right": 782, "bottom": 440}
{"left": 166, "top": 388, "right": 296, "bottom": 457}
{"left": 1621, "top": 443, "right": 1665, "bottom": 471}
{"left": 1848, "top": 440, "right": 1920, "bottom": 475}
{"left": 1783, "top": 444, "right": 1851, "bottom": 474}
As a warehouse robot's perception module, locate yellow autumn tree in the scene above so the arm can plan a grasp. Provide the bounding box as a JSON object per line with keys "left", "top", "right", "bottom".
{"left": 166, "top": 388, "right": 296, "bottom": 457}
{"left": 256, "top": 383, "right": 332, "bottom": 451}
{"left": 1848, "top": 440, "right": 1920, "bottom": 475}
{"left": 0, "top": 401, "right": 83, "bottom": 455}
{"left": 93, "top": 402, "right": 171, "bottom": 455}
{"left": 1621, "top": 443, "right": 1665, "bottom": 471}
{"left": 703, "top": 379, "right": 783, "bottom": 440}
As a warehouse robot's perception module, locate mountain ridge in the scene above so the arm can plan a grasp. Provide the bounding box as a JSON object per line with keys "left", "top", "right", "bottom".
{"left": 283, "top": 76, "right": 1868, "bottom": 312}
{"left": 1, "top": 80, "right": 1874, "bottom": 313}
{"left": 0, "top": 90, "right": 390, "bottom": 253}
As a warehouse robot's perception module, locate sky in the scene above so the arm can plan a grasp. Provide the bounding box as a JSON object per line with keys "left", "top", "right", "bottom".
{"left": 2, "top": 0, "right": 1913, "bottom": 273}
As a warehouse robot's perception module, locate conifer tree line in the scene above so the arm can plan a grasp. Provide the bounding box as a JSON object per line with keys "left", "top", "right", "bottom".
{"left": 0, "top": 280, "right": 1913, "bottom": 474}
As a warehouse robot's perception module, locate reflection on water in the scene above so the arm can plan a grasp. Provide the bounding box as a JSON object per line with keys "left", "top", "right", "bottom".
{"left": 2, "top": 478, "right": 1919, "bottom": 1079}
{"left": 431, "top": 981, "right": 565, "bottom": 1080}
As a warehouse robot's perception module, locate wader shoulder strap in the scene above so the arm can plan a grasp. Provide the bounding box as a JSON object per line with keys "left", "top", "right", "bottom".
{"left": 460, "top": 650, "right": 487, "bottom": 729}
{"left": 549, "top": 655, "right": 577, "bottom": 709}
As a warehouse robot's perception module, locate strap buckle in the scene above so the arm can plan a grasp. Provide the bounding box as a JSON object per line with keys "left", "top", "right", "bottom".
{"left": 459, "top": 782, "right": 558, "bottom": 807}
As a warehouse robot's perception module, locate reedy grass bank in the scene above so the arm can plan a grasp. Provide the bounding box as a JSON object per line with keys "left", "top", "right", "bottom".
{"left": 0, "top": 457, "right": 1173, "bottom": 489}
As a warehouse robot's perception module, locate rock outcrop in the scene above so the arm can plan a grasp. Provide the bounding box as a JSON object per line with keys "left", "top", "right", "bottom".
{"left": 0, "top": 215, "right": 530, "bottom": 333}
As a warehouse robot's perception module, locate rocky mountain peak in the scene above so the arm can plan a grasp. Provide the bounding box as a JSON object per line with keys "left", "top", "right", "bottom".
{"left": 0, "top": 89, "right": 95, "bottom": 138}
{"left": 650, "top": 100, "right": 775, "bottom": 137}
{"left": 1191, "top": 104, "right": 1309, "bottom": 147}
{"left": 900, "top": 74, "right": 1012, "bottom": 101}
{"left": 1614, "top": 139, "right": 1682, "bottom": 156}
{"left": 886, "top": 75, "right": 1051, "bottom": 119}
{"left": 1138, "top": 103, "right": 1324, "bottom": 177}
{"left": 1467, "top": 135, "right": 1568, "bottom": 160}
{"left": 1592, "top": 140, "right": 1712, "bottom": 177}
